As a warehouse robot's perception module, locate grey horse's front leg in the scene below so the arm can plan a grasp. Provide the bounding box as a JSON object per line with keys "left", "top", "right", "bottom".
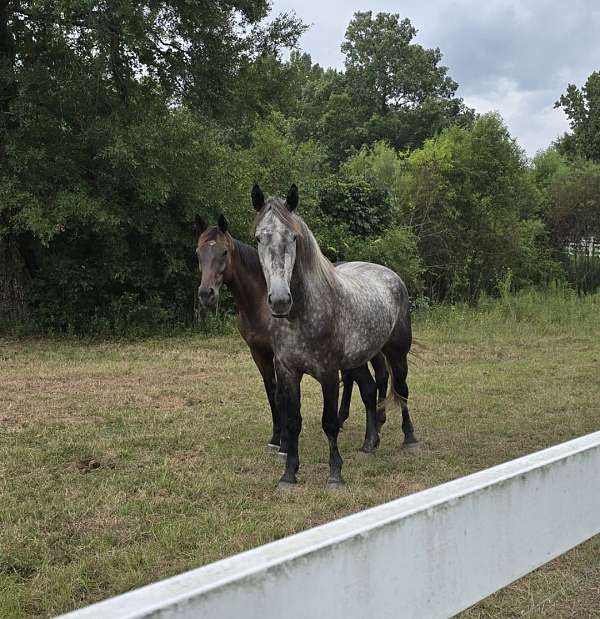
{"left": 276, "top": 362, "right": 302, "bottom": 486}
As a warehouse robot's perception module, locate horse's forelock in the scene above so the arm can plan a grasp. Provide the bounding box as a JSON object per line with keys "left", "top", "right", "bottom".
{"left": 199, "top": 226, "right": 230, "bottom": 246}
{"left": 254, "top": 197, "right": 303, "bottom": 238}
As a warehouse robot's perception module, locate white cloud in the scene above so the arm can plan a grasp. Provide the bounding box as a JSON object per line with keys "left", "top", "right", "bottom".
{"left": 462, "top": 80, "right": 570, "bottom": 156}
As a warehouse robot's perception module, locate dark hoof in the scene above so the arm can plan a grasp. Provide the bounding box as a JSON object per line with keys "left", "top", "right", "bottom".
{"left": 338, "top": 424, "right": 344, "bottom": 432}
{"left": 326, "top": 477, "right": 345, "bottom": 489}
{"left": 403, "top": 437, "right": 419, "bottom": 449}
{"left": 359, "top": 445, "right": 376, "bottom": 454}
{"left": 359, "top": 435, "right": 380, "bottom": 454}
{"left": 278, "top": 472, "right": 297, "bottom": 487}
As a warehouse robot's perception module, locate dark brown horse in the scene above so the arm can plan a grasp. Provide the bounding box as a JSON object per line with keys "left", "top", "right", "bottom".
{"left": 195, "top": 215, "right": 388, "bottom": 453}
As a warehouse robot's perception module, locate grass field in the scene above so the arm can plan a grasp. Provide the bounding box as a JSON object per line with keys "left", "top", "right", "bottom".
{"left": 1, "top": 290, "right": 599, "bottom": 618}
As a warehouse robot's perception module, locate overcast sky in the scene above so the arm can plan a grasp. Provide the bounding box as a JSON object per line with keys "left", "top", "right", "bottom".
{"left": 270, "top": 0, "right": 600, "bottom": 157}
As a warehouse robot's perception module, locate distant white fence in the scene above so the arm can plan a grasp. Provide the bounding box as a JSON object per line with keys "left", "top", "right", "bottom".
{"left": 59, "top": 431, "right": 600, "bottom": 619}
{"left": 567, "top": 236, "right": 600, "bottom": 256}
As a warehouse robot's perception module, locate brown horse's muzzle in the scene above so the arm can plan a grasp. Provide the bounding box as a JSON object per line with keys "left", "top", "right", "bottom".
{"left": 198, "top": 285, "right": 218, "bottom": 308}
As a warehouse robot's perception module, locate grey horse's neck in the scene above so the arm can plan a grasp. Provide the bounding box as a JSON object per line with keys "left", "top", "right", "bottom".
{"left": 289, "top": 238, "right": 336, "bottom": 317}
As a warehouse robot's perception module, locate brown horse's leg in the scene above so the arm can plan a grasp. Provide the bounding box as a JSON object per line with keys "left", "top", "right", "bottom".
{"left": 370, "top": 352, "right": 389, "bottom": 430}
{"left": 338, "top": 370, "right": 354, "bottom": 429}
{"left": 276, "top": 362, "right": 302, "bottom": 486}
{"left": 349, "top": 364, "right": 380, "bottom": 453}
{"left": 321, "top": 373, "right": 344, "bottom": 486}
{"left": 250, "top": 347, "right": 281, "bottom": 449}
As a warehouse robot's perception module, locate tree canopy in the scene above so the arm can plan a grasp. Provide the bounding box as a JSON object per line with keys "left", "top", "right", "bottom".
{"left": 0, "top": 6, "right": 598, "bottom": 333}
{"left": 555, "top": 71, "right": 600, "bottom": 161}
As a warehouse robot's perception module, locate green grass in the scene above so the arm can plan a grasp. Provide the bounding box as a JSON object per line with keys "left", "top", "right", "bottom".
{"left": 1, "top": 290, "right": 599, "bottom": 618}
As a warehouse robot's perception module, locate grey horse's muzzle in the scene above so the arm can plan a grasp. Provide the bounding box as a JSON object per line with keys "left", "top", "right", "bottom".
{"left": 268, "top": 281, "right": 292, "bottom": 317}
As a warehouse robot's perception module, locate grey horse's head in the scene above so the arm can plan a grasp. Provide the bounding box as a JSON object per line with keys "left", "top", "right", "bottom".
{"left": 252, "top": 184, "right": 300, "bottom": 318}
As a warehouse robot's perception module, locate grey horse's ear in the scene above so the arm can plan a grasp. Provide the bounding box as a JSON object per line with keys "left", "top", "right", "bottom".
{"left": 286, "top": 184, "right": 299, "bottom": 211}
{"left": 251, "top": 183, "right": 265, "bottom": 211}
{"left": 194, "top": 215, "right": 207, "bottom": 234}
{"left": 218, "top": 214, "right": 228, "bottom": 233}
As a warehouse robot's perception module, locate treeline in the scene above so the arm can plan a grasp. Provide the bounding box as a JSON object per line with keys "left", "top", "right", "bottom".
{"left": 1, "top": 4, "right": 599, "bottom": 335}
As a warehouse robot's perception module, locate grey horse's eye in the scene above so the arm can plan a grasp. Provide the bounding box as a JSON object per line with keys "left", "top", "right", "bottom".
{"left": 255, "top": 236, "right": 261, "bottom": 244}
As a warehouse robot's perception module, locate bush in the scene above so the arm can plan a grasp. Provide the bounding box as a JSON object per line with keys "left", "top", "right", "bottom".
{"left": 318, "top": 176, "right": 392, "bottom": 238}
{"left": 354, "top": 227, "right": 423, "bottom": 295}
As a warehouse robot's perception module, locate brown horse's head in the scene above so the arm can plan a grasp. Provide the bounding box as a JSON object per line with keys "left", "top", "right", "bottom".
{"left": 195, "top": 215, "right": 234, "bottom": 308}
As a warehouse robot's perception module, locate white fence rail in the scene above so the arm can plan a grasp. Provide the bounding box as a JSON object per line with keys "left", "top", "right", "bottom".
{"left": 59, "top": 431, "right": 600, "bottom": 619}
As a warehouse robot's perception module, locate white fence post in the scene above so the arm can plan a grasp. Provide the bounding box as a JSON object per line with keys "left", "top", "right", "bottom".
{"left": 58, "top": 431, "right": 600, "bottom": 619}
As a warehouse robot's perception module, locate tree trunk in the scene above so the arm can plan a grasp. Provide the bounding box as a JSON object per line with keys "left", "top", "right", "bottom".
{"left": 0, "top": 237, "right": 31, "bottom": 322}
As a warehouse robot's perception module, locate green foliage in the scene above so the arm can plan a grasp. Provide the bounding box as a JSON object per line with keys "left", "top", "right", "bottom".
{"left": 341, "top": 141, "right": 407, "bottom": 214}
{"left": 317, "top": 176, "right": 391, "bottom": 238}
{"left": 288, "top": 12, "right": 471, "bottom": 165}
{"left": 421, "top": 283, "right": 600, "bottom": 335}
{"left": 555, "top": 71, "right": 600, "bottom": 161}
{"left": 0, "top": 1, "right": 304, "bottom": 332}
{"left": 398, "top": 114, "right": 559, "bottom": 301}
{"left": 537, "top": 156, "right": 600, "bottom": 293}
{"left": 0, "top": 5, "right": 597, "bottom": 335}
{"left": 354, "top": 227, "right": 423, "bottom": 296}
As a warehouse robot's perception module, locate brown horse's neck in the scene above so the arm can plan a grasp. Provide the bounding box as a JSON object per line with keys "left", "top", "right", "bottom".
{"left": 227, "top": 240, "right": 266, "bottom": 318}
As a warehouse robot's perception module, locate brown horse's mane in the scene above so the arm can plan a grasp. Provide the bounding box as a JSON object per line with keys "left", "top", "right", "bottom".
{"left": 233, "top": 238, "right": 262, "bottom": 277}
{"left": 255, "top": 197, "right": 336, "bottom": 289}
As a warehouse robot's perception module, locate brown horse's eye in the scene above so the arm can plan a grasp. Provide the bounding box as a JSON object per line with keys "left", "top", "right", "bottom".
{"left": 222, "top": 249, "right": 228, "bottom": 257}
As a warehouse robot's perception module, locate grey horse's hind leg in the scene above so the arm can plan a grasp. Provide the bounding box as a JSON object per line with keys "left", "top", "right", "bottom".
{"left": 338, "top": 370, "right": 354, "bottom": 429}
{"left": 370, "top": 352, "right": 389, "bottom": 431}
{"left": 383, "top": 345, "right": 417, "bottom": 447}
{"left": 348, "top": 365, "right": 379, "bottom": 453}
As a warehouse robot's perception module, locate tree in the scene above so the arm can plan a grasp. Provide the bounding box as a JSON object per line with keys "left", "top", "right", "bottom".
{"left": 0, "top": 1, "right": 304, "bottom": 328}
{"left": 288, "top": 12, "right": 471, "bottom": 165}
{"left": 399, "top": 114, "right": 556, "bottom": 301}
{"left": 555, "top": 71, "right": 600, "bottom": 161}
{"left": 342, "top": 12, "right": 457, "bottom": 115}
{"left": 318, "top": 176, "right": 391, "bottom": 238}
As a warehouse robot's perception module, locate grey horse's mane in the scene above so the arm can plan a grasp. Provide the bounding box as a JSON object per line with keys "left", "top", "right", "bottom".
{"left": 255, "top": 197, "right": 336, "bottom": 289}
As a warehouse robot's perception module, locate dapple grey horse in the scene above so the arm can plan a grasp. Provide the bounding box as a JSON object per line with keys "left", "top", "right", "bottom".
{"left": 252, "top": 184, "right": 417, "bottom": 487}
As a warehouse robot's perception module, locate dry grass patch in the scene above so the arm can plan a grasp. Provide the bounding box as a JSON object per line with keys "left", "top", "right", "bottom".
{"left": 1, "top": 294, "right": 599, "bottom": 617}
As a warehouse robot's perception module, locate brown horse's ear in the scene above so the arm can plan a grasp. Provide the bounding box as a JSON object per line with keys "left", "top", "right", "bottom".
{"left": 218, "top": 214, "right": 228, "bottom": 233}
{"left": 251, "top": 183, "right": 265, "bottom": 211}
{"left": 194, "top": 215, "right": 207, "bottom": 234}
{"left": 286, "top": 184, "right": 298, "bottom": 211}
